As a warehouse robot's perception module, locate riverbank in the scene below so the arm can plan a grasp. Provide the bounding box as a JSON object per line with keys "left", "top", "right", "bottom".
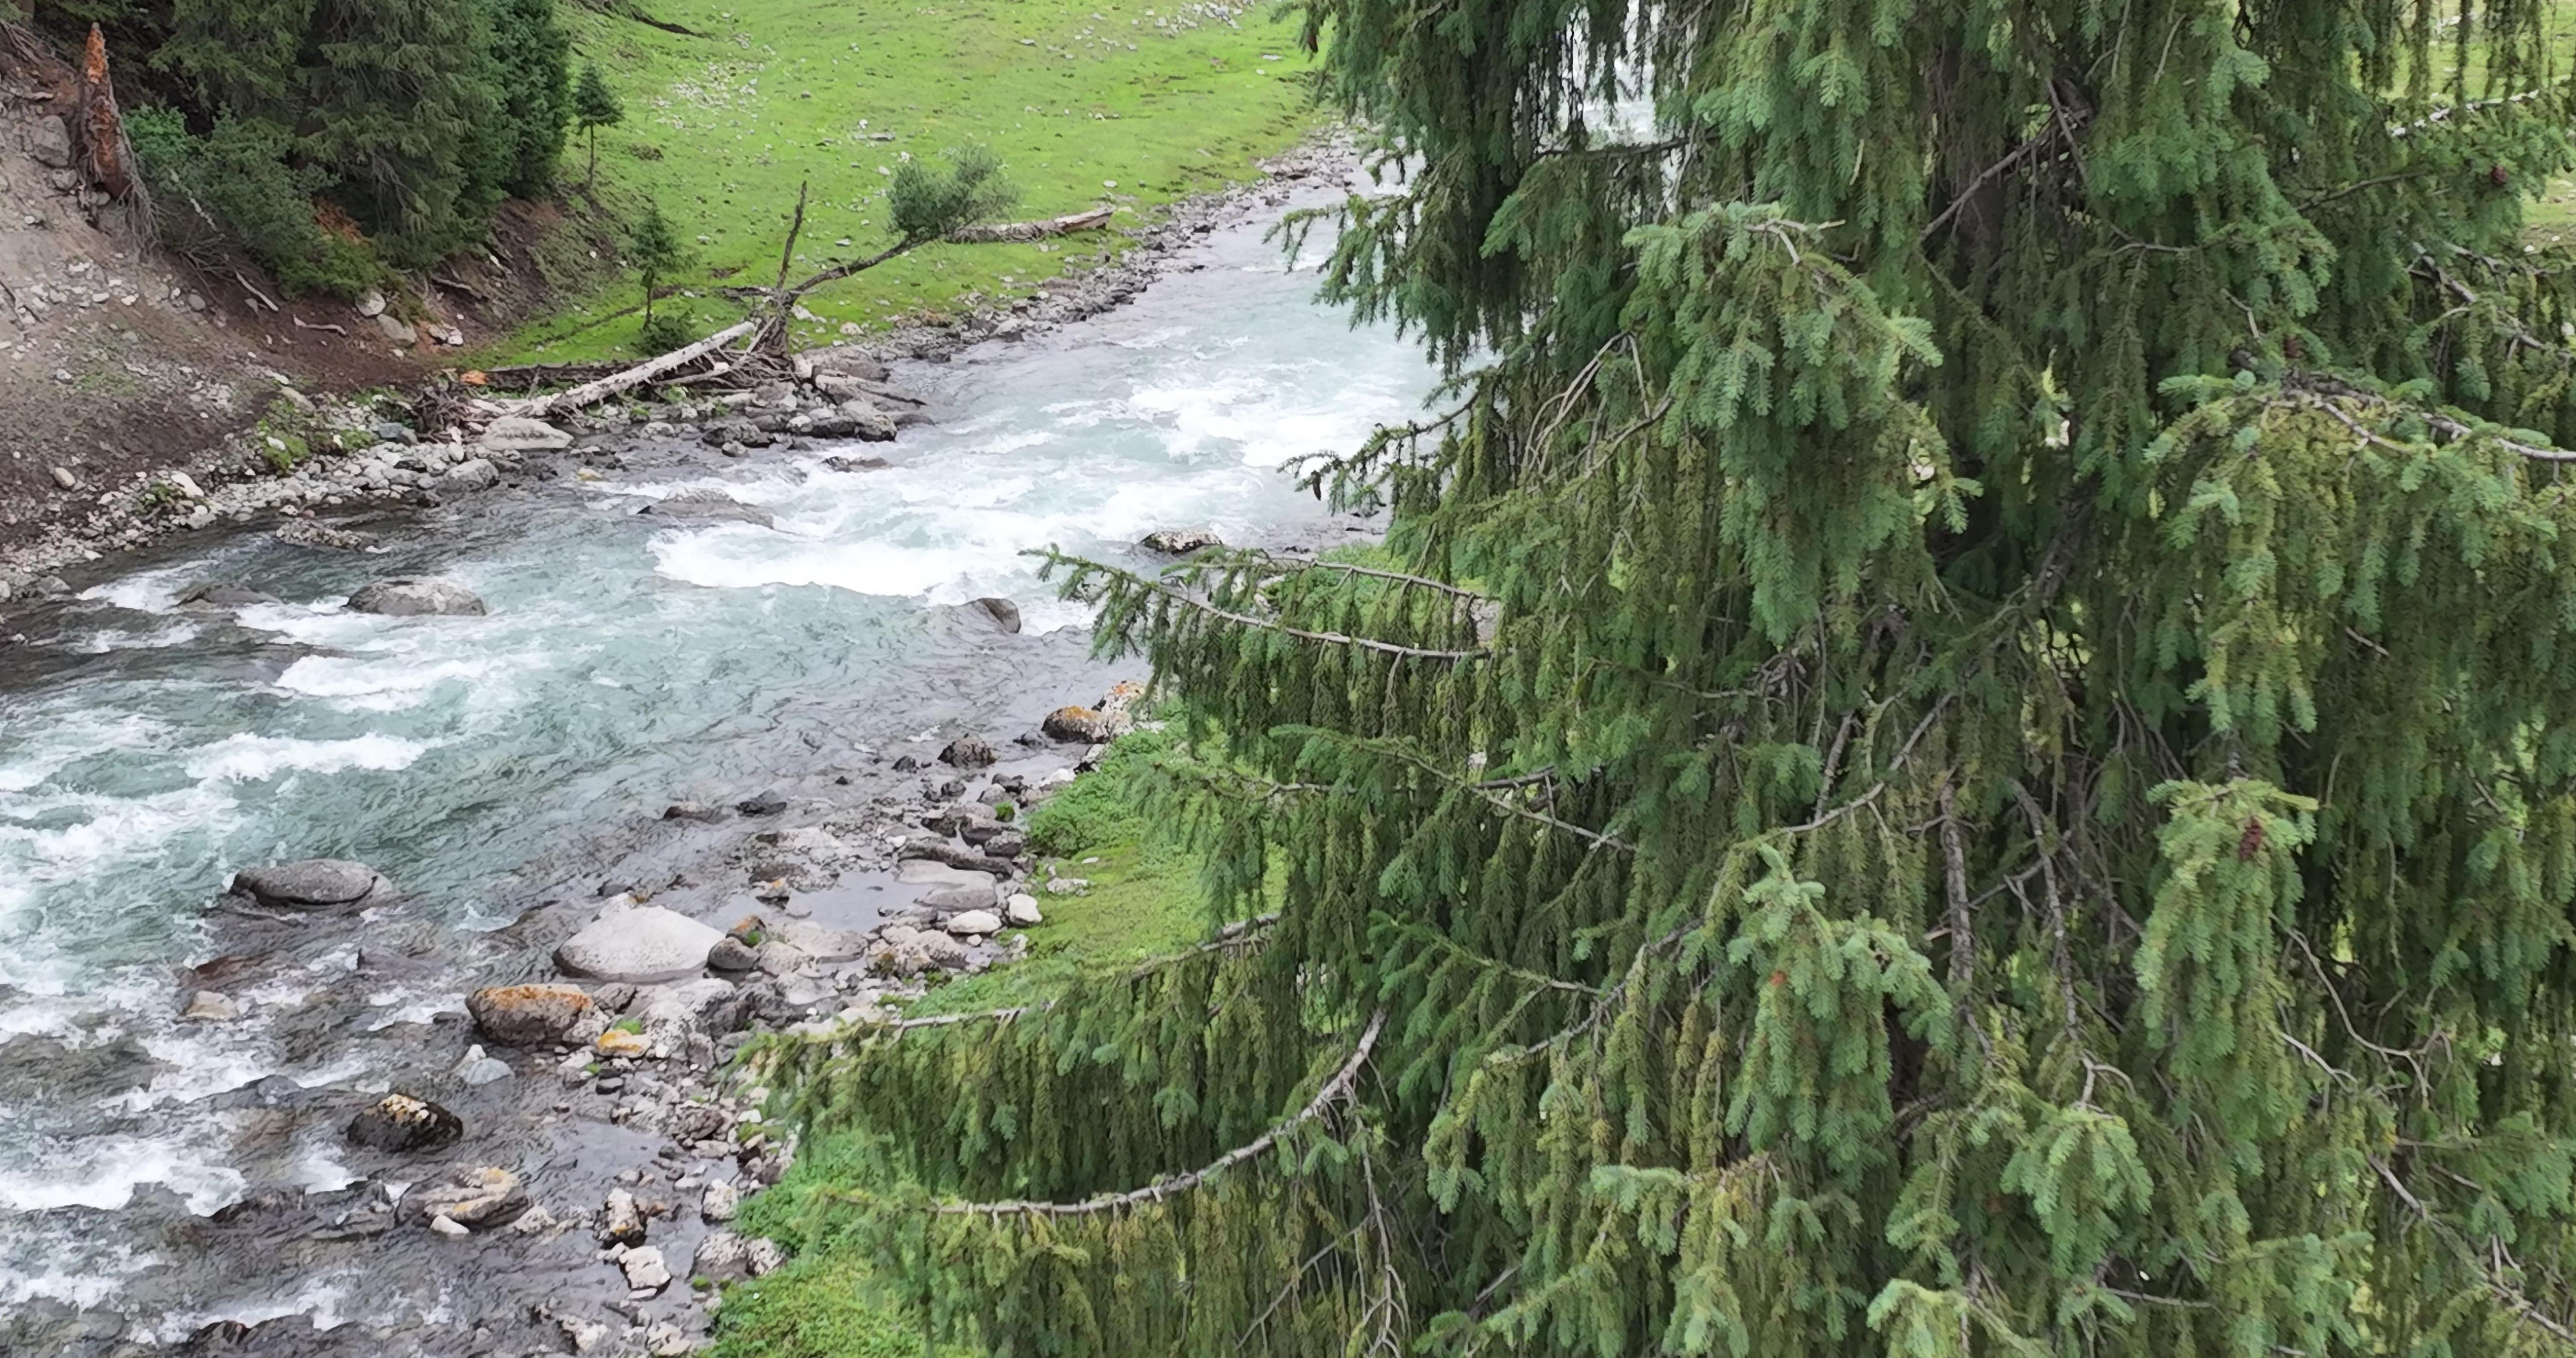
{"left": 0, "top": 162, "right": 1433, "bottom": 1355}
{"left": 0, "top": 135, "right": 1356, "bottom": 609}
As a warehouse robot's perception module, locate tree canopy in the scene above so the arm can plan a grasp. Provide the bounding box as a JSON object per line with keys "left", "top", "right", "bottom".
{"left": 760, "top": 0, "right": 2576, "bottom": 1353}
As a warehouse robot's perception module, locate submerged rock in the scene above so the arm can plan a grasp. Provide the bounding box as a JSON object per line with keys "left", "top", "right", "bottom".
{"left": 971, "top": 597, "right": 1022, "bottom": 634}
{"left": 397, "top": 1164, "right": 529, "bottom": 1230}
{"left": 1141, "top": 527, "right": 1221, "bottom": 555}
{"left": 175, "top": 581, "right": 280, "bottom": 611}
{"left": 555, "top": 904, "right": 725, "bottom": 983}
{"left": 599, "top": 1188, "right": 647, "bottom": 1246}
{"left": 735, "top": 789, "right": 788, "bottom": 816}
{"left": 347, "top": 1093, "right": 463, "bottom": 1153}
{"left": 480, "top": 416, "right": 574, "bottom": 451}
{"left": 181, "top": 990, "right": 245, "bottom": 1022}
{"left": 346, "top": 577, "right": 487, "bottom": 617}
{"left": 823, "top": 454, "right": 891, "bottom": 473}
{"left": 229, "top": 859, "right": 386, "bottom": 908}
{"left": 467, "top": 984, "right": 602, "bottom": 1047}
{"left": 641, "top": 488, "right": 774, "bottom": 528}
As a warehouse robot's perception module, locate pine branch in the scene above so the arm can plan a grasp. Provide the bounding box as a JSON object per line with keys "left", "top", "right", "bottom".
{"left": 866, "top": 914, "right": 1283, "bottom": 1032}
{"left": 927, "top": 1009, "right": 1386, "bottom": 1218}
{"left": 2286, "top": 377, "right": 2576, "bottom": 463}
{"left": 1066, "top": 560, "right": 1492, "bottom": 661}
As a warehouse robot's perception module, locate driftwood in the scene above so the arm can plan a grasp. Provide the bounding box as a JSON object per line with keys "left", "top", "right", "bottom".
{"left": 949, "top": 205, "right": 1112, "bottom": 244}
{"left": 492, "top": 319, "right": 757, "bottom": 416}
{"left": 291, "top": 316, "right": 347, "bottom": 336}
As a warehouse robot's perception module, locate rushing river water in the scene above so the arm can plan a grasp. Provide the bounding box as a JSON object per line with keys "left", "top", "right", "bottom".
{"left": 0, "top": 188, "right": 1435, "bottom": 1348}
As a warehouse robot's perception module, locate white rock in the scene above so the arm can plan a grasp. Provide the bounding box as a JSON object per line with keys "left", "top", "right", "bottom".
{"left": 480, "top": 415, "right": 575, "bottom": 451}
{"left": 555, "top": 904, "right": 723, "bottom": 982}
{"left": 1004, "top": 894, "right": 1043, "bottom": 926}
{"left": 701, "top": 1180, "right": 740, "bottom": 1223}
{"left": 1043, "top": 877, "right": 1092, "bottom": 896}
{"left": 357, "top": 290, "right": 388, "bottom": 317}
{"left": 428, "top": 1214, "right": 470, "bottom": 1238}
{"left": 181, "top": 990, "right": 244, "bottom": 1022}
{"left": 620, "top": 1244, "right": 672, "bottom": 1292}
{"left": 946, "top": 909, "right": 1002, "bottom": 937}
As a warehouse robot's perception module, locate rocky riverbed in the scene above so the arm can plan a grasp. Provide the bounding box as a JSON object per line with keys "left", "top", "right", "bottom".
{"left": 0, "top": 143, "right": 1433, "bottom": 1357}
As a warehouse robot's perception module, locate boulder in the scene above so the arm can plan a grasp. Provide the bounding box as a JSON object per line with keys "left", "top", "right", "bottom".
{"left": 1041, "top": 706, "right": 1115, "bottom": 743}
{"left": 706, "top": 937, "right": 758, "bottom": 972}
{"left": 480, "top": 416, "right": 574, "bottom": 452}
{"left": 346, "top": 1092, "right": 462, "bottom": 1153}
{"left": 692, "top": 1229, "right": 754, "bottom": 1284}
{"left": 938, "top": 735, "right": 997, "bottom": 769}
{"left": 982, "top": 831, "right": 1027, "bottom": 860}
{"left": 181, "top": 990, "right": 245, "bottom": 1022}
{"left": 762, "top": 917, "right": 868, "bottom": 961}
{"left": 442, "top": 458, "right": 500, "bottom": 492}
{"left": 1005, "top": 893, "right": 1043, "bottom": 926}
{"left": 619, "top": 1244, "right": 672, "bottom": 1294}
{"left": 946, "top": 909, "right": 1003, "bottom": 937}
{"left": 971, "top": 597, "right": 1022, "bottom": 634}
{"left": 595, "top": 1027, "right": 651, "bottom": 1058}
{"left": 599, "top": 1188, "right": 647, "bottom": 1245}
{"left": 642, "top": 488, "right": 774, "bottom": 528}
{"left": 553, "top": 904, "right": 724, "bottom": 983}
{"left": 702, "top": 420, "right": 775, "bottom": 450}
{"left": 898, "top": 840, "right": 1018, "bottom": 878}
{"left": 918, "top": 883, "right": 996, "bottom": 913}
{"left": 702, "top": 1181, "right": 740, "bottom": 1223}
{"left": 823, "top": 454, "right": 891, "bottom": 473}
{"left": 452, "top": 1045, "right": 512, "bottom": 1086}
{"left": 467, "top": 984, "right": 601, "bottom": 1047}
{"left": 1141, "top": 527, "right": 1222, "bottom": 555}
{"left": 735, "top": 789, "right": 788, "bottom": 816}
{"left": 395, "top": 1164, "right": 528, "bottom": 1230}
{"left": 347, "top": 577, "right": 487, "bottom": 617}
{"left": 175, "top": 582, "right": 280, "bottom": 611}
{"left": 807, "top": 402, "right": 897, "bottom": 441}
{"left": 229, "top": 859, "right": 386, "bottom": 908}
{"left": 663, "top": 801, "right": 723, "bottom": 822}
{"left": 29, "top": 116, "right": 73, "bottom": 169}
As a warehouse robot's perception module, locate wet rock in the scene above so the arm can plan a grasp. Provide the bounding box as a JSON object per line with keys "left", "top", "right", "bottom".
{"left": 229, "top": 858, "right": 387, "bottom": 908}
{"left": 620, "top": 1244, "right": 672, "bottom": 1293}
{"left": 891, "top": 753, "right": 923, "bottom": 772}
{"left": 946, "top": 909, "right": 1002, "bottom": 938}
{"left": 1141, "top": 527, "right": 1221, "bottom": 555}
{"left": 764, "top": 918, "right": 868, "bottom": 960}
{"left": 595, "top": 1027, "right": 652, "bottom": 1058}
{"left": 480, "top": 416, "right": 575, "bottom": 451}
{"left": 559, "top": 1315, "right": 611, "bottom": 1353}
{"left": 700, "top": 1181, "right": 740, "bottom": 1223}
{"left": 823, "top": 454, "right": 891, "bottom": 473}
{"left": 1005, "top": 894, "right": 1043, "bottom": 927}
{"left": 701, "top": 419, "right": 774, "bottom": 450}
{"left": 735, "top": 789, "right": 788, "bottom": 816}
{"left": 807, "top": 347, "right": 890, "bottom": 383}
{"left": 429, "top": 1214, "right": 470, "bottom": 1238}
{"left": 346, "top": 577, "right": 487, "bottom": 617}
{"left": 648, "top": 1321, "right": 695, "bottom": 1356}
{"left": 663, "top": 801, "right": 725, "bottom": 822}
{"left": 706, "top": 937, "right": 758, "bottom": 972}
{"left": 971, "top": 597, "right": 1021, "bottom": 634}
{"left": 917, "top": 883, "right": 996, "bottom": 913}
{"left": 394, "top": 1159, "right": 525, "bottom": 1231}
{"left": 642, "top": 488, "right": 774, "bottom": 528}
{"left": 555, "top": 904, "right": 723, "bottom": 982}
{"left": 468, "top": 984, "right": 602, "bottom": 1047}
{"left": 600, "top": 1188, "right": 647, "bottom": 1245}
{"left": 181, "top": 990, "right": 245, "bottom": 1022}
{"left": 752, "top": 940, "right": 809, "bottom": 976}
{"left": 175, "top": 581, "right": 280, "bottom": 611}
{"left": 937, "top": 736, "right": 996, "bottom": 769}
{"left": 807, "top": 401, "right": 897, "bottom": 441}
{"left": 347, "top": 1092, "right": 464, "bottom": 1152}
{"left": 982, "top": 830, "right": 1027, "bottom": 859}
{"left": 452, "top": 1044, "right": 512, "bottom": 1086}
{"left": 898, "top": 840, "right": 1017, "bottom": 878}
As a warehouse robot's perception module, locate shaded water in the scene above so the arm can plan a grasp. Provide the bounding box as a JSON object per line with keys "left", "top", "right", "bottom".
{"left": 0, "top": 195, "right": 1435, "bottom": 1345}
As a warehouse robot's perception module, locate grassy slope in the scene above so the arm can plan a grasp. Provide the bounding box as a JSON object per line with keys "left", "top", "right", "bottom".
{"left": 712, "top": 734, "right": 1227, "bottom": 1355}
{"left": 504, "top": 0, "right": 1319, "bottom": 362}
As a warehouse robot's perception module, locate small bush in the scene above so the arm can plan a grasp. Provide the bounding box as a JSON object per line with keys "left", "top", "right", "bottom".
{"left": 1024, "top": 727, "right": 1175, "bottom": 857}
{"left": 637, "top": 311, "right": 696, "bottom": 354}
{"left": 129, "top": 109, "right": 389, "bottom": 301}
{"left": 888, "top": 143, "right": 1019, "bottom": 241}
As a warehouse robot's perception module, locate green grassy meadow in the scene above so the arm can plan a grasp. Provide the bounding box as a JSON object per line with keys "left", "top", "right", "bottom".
{"left": 506, "top": 0, "right": 1323, "bottom": 361}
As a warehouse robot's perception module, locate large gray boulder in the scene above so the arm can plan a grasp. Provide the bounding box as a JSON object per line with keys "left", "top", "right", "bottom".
{"left": 479, "top": 416, "right": 573, "bottom": 452}
{"left": 970, "top": 597, "right": 1021, "bottom": 634}
{"left": 229, "top": 859, "right": 386, "bottom": 908}
{"left": 347, "top": 577, "right": 487, "bottom": 617}
{"left": 554, "top": 903, "right": 723, "bottom": 983}
{"left": 467, "top": 984, "right": 603, "bottom": 1047}
{"left": 641, "top": 488, "right": 774, "bottom": 528}
{"left": 28, "top": 116, "right": 72, "bottom": 169}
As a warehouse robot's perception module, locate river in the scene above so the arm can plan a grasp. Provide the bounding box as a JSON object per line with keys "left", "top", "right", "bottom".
{"left": 0, "top": 183, "right": 1435, "bottom": 1352}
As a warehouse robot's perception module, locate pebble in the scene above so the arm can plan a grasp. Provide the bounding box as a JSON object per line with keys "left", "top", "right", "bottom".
{"left": 429, "top": 1215, "right": 470, "bottom": 1238}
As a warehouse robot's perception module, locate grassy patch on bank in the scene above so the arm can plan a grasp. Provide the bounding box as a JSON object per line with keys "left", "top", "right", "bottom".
{"left": 506, "top": 0, "right": 1321, "bottom": 361}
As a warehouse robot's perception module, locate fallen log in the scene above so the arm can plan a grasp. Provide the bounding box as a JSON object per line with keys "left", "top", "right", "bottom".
{"left": 493, "top": 319, "right": 757, "bottom": 417}
{"left": 949, "top": 206, "right": 1113, "bottom": 244}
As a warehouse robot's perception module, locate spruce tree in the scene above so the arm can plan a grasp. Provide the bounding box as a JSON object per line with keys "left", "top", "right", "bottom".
{"left": 758, "top": 0, "right": 2576, "bottom": 1353}
{"left": 627, "top": 198, "right": 683, "bottom": 328}
{"left": 571, "top": 60, "right": 622, "bottom": 188}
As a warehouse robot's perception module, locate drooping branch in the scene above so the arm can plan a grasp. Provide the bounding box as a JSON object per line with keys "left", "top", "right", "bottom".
{"left": 1060, "top": 557, "right": 1493, "bottom": 661}
{"left": 924, "top": 1009, "right": 1385, "bottom": 1218}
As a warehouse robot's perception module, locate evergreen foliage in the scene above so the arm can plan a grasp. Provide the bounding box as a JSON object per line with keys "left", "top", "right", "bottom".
{"left": 885, "top": 143, "right": 1019, "bottom": 243}
{"left": 756, "top": 0, "right": 2576, "bottom": 1353}
{"left": 50, "top": 0, "right": 569, "bottom": 282}
{"left": 571, "top": 58, "right": 622, "bottom": 187}
{"left": 627, "top": 198, "right": 686, "bottom": 343}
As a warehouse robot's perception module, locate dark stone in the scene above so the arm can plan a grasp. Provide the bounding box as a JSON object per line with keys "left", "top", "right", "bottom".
{"left": 1140, "top": 528, "right": 1222, "bottom": 555}
{"left": 395, "top": 1164, "right": 528, "bottom": 1230}
{"left": 176, "top": 581, "right": 280, "bottom": 610}
{"left": 736, "top": 790, "right": 788, "bottom": 816}
{"left": 664, "top": 802, "right": 725, "bottom": 822}
{"left": 641, "top": 488, "right": 774, "bottom": 528}
{"left": 891, "top": 754, "right": 922, "bottom": 772}
{"left": 823, "top": 454, "right": 891, "bottom": 473}
{"left": 938, "top": 736, "right": 996, "bottom": 769}
{"left": 346, "top": 1093, "right": 462, "bottom": 1153}
{"left": 346, "top": 577, "right": 486, "bottom": 617}
{"left": 970, "top": 597, "right": 1021, "bottom": 634}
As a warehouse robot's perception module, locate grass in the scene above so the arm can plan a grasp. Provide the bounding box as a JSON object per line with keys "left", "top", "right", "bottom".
{"left": 499, "top": 0, "right": 1324, "bottom": 362}
{"left": 709, "top": 729, "right": 1233, "bottom": 1354}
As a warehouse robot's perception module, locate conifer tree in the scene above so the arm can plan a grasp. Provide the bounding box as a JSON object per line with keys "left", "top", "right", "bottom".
{"left": 759, "top": 0, "right": 2576, "bottom": 1353}
{"left": 626, "top": 198, "right": 683, "bottom": 328}
{"left": 571, "top": 59, "right": 622, "bottom": 188}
